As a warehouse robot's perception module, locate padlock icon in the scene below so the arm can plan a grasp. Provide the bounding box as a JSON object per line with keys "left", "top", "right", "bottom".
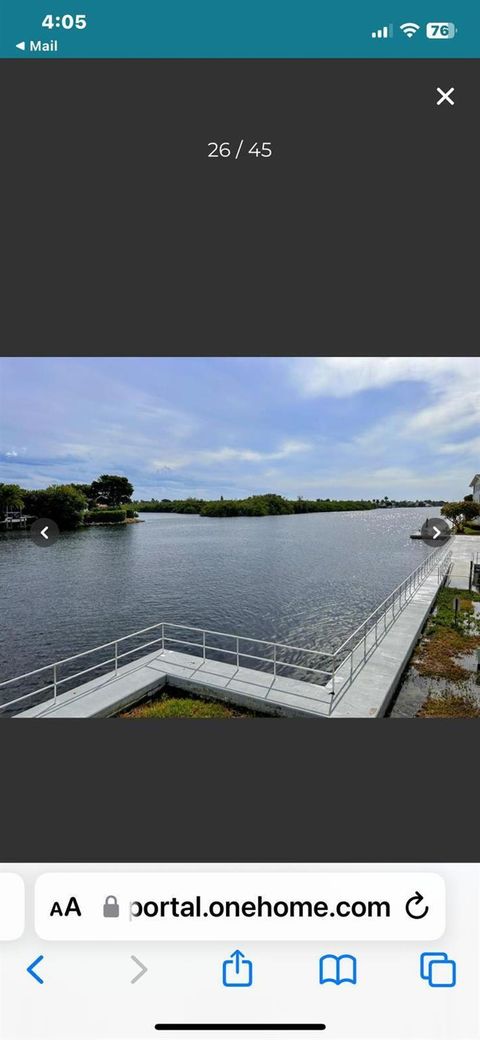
{"left": 103, "top": 895, "right": 120, "bottom": 918}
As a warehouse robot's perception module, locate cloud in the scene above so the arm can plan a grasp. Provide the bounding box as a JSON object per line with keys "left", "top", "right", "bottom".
{"left": 291, "top": 356, "right": 480, "bottom": 446}
{"left": 438, "top": 436, "right": 480, "bottom": 457}
{"left": 406, "top": 383, "right": 480, "bottom": 434}
{"left": 291, "top": 356, "right": 478, "bottom": 397}
{"left": 0, "top": 356, "right": 476, "bottom": 502}
{"left": 152, "top": 439, "right": 312, "bottom": 471}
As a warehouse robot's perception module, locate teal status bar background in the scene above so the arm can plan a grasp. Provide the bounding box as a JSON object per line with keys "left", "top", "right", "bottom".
{"left": 0, "top": 0, "right": 479, "bottom": 58}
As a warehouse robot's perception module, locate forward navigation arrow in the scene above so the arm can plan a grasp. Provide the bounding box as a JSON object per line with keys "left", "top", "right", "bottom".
{"left": 433, "top": 526, "right": 441, "bottom": 540}
{"left": 130, "top": 955, "right": 147, "bottom": 984}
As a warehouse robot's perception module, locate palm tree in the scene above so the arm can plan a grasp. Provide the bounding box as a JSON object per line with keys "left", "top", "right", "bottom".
{"left": 0, "top": 483, "right": 24, "bottom": 517}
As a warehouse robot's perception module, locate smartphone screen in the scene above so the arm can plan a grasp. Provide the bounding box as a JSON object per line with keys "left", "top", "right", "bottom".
{"left": 0, "top": 2, "right": 479, "bottom": 1037}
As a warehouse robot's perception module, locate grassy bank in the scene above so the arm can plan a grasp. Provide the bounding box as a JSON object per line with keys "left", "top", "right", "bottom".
{"left": 120, "top": 689, "right": 258, "bottom": 718}
{"left": 413, "top": 586, "right": 480, "bottom": 717}
{"left": 417, "top": 693, "right": 480, "bottom": 718}
{"left": 414, "top": 587, "right": 480, "bottom": 678}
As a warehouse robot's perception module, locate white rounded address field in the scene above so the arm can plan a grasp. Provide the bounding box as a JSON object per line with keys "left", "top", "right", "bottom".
{"left": 0, "top": 873, "right": 25, "bottom": 940}
{"left": 34, "top": 872, "right": 446, "bottom": 941}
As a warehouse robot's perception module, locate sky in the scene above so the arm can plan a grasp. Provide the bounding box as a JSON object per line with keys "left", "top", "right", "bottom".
{"left": 0, "top": 356, "right": 478, "bottom": 501}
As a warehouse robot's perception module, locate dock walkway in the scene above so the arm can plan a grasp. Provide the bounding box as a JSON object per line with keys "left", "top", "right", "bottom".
{"left": 17, "top": 649, "right": 333, "bottom": 719}
{"left": 445, "top": 534, "right": 479, "bottom": 590}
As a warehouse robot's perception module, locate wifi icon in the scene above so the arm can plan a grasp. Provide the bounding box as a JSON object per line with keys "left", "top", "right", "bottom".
{"left": 400, "top": 22, "right": 421, "bottom": 37}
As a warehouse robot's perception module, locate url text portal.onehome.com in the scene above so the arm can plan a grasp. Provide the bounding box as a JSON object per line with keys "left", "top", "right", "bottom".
{"left": 129, "top": 895, "right": 391, "bottom": 919}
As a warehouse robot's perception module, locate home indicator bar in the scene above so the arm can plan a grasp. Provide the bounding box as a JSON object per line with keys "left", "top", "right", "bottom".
{"left": 154, "top": 1027, "right": 327, "bottom": 1033}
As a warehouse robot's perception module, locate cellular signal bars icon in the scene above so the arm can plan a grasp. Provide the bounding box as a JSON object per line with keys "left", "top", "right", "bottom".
{"left": 372, "top": 24, "right": 393, "bottom": 39}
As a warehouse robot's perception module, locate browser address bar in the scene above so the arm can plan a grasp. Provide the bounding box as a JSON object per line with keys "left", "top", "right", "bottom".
{"left": 34, "top": 872, "right": 446, "bottom": 941}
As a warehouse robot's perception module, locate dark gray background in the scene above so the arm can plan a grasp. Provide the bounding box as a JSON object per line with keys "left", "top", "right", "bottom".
{"left": 2, "top": 59, "right": 477, "bottom": 355}
{"left": 1, "top": 722, "right": 479, "bottom": 861}
{"left": 1, "top": 58, "right": 478, "bottom": 861}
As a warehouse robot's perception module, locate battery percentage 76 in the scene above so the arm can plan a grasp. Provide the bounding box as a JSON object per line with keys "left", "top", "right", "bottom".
{"left": 426, "top": 22, "right": 457, "bottom": 39}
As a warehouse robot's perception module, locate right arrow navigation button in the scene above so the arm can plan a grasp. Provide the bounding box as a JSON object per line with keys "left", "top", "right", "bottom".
{"left": 420, "top": 517, "right": 451, "bottom": 548}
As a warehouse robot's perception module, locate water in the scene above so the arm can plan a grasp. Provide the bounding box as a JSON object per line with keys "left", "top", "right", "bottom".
{"left": 0, "top": 507, "right": 436, "bottom": 708}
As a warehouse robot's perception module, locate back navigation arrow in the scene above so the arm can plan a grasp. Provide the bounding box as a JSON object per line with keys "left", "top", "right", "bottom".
{"left": 26, "top": 955, "right": 44, "bottom": 984}
{"left": 30, "top": 517, "right": 60, "bottom": 547}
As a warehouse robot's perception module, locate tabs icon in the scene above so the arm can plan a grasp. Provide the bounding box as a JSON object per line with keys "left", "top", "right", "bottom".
{"left": 420, "top": 952, "right": 456, "bottom": 988}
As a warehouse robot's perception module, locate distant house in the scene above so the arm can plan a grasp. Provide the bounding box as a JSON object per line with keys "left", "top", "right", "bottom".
{"left": 469, "top": 475, "right": 480, "bottom": 504}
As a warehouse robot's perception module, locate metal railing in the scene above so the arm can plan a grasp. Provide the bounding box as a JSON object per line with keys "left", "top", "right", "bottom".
{"left": 327, "top": 547, "right": 452, "bottom": 709}
{"left": 0, "top": 621, "right": 334, "bottom": 716}
{"left": 0, "top": 544, "right": 451, "bottom": 717}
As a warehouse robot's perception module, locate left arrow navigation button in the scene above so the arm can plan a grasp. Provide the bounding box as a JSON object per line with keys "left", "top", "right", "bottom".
{"left": 30, "top": 517, "right": 60, "bottom": 547}
{"left": 26, "top": 955, "right": 44, "bottom": 984}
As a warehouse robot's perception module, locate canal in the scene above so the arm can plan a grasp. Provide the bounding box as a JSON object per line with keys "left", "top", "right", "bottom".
{"left": 0, "top": 507, "right": 436, "bottom": 705}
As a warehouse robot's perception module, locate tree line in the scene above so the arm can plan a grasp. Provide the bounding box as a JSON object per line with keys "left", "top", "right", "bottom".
{"left": 0, "top": 475, "right": 134, "bottom": 528}
{"left": 132, "top": 493, "right": 378, "bottom": 517}
{"left": 2, "top": 477, "right": 477, "bottom": 529}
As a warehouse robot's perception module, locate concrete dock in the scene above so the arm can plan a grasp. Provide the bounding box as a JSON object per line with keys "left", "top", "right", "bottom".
{"left": 12, "top": 536, "right": 479, "bottom": 721}
{"left": 445, "top": 534, "right": 479, "bottom": 590}
{"left": 331, "top": 563, "right": 448, "bottom": 718}
{"left": 16, "top": 648, "right": 334, "bottom": 719}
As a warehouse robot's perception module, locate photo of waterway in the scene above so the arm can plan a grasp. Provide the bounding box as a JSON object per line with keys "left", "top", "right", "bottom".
{"left": 0, "top": 506, "right": 435, "bottom": 706}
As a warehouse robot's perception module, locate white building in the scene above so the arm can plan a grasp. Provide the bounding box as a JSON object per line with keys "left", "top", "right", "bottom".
{"left": 469, "top": 474, "right": 480, "bottom": 503}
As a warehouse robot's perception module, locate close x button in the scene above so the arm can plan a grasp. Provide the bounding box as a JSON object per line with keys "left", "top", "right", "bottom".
{"left": 436, "top": 86, "right": 455, "bottom": 106}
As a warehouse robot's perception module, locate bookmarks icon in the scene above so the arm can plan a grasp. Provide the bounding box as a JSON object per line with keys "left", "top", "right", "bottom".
{"left": 319, "top": 955, "right": 357, "bottom": 985}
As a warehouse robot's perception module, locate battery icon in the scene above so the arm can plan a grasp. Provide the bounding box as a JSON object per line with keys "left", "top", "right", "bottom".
{"left": 426, "top": 22, "right": 456, "bottom": 39}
